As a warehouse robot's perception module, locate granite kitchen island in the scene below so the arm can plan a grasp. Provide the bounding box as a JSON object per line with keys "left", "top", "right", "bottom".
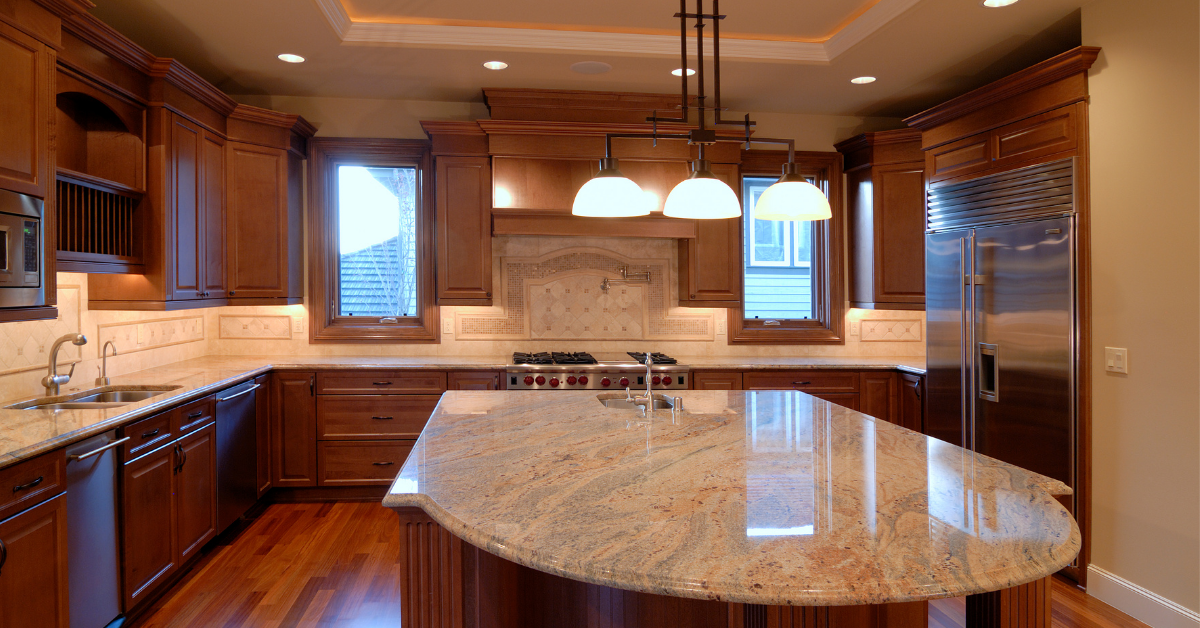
{"left": 384, "top": 390, "right": 1079, "bottom": 628}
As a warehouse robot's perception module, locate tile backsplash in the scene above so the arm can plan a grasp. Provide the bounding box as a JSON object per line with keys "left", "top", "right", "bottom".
{"left": 0, "top": 238, "right": 924, "bottom": 400}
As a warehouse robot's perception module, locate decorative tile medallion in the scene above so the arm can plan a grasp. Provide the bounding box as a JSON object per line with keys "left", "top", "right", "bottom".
{"left": 457, "top": 247, "right": 712, "bottom": 341}
{"left": 219, "top": 315, "right": 293, "bottom": 340}
{"left": 0, "top": 285, "right": 82, "bottom": 376}
{"left": 860, "top": 319, "right": 923, "bottom": 342}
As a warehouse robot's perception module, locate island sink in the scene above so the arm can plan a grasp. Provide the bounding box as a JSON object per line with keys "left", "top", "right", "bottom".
{"left": 595, "top": 392, "right": 679, "bottom": 411}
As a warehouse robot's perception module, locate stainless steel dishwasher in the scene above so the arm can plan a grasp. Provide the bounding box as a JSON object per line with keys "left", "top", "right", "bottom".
{"left": 65, "top": 430, "right": 128, "bottom": 628}
{"left": 215, "top": 380, "right": 260, "bottom": 533}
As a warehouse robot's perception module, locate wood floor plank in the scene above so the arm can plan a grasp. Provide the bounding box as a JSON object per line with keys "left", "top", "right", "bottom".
{"left": 134, "top": 502, "right": 1154, "bottom": 628}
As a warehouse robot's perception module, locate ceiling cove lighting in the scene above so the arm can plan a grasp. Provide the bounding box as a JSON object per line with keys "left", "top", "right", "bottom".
{"left": 572, "top": 0, "right": 828, "bottom": 222}
{"left": 981, "top": 0, "right": 1019, "bottom": 6}
{"left": 850, "top": 76, "right": 876, "bottom": 84}
{"left": 277, "top": 53, "right": 305, "bottom": 63}
{"left": 483, "top": 61, "right": 509, "bottom": 70}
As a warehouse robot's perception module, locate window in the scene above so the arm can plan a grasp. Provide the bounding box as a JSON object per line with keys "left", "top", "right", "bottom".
{"left": 309, "top": 139, "right": 437, "bottom": 342}
{"left": 729, "top": 151, "right": 845, "bottom": 344}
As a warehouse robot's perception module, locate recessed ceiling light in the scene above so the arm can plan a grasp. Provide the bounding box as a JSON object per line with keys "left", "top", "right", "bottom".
{"left": 981, "top": 0, "right": 1019, "bottom": 6}
{"left": 483, "top": 61, "right": 509, "bottom": 70}
{"left": 850, "top": 76, "right": 876, "bottom": 84}
{"left": 671, "top": 68, "right": 697, "bottom": 77}
{"left": 277, "top": 53, "right": 305, "bottom": 63}
{"left": 571, "top": 61, "right": 612, "bottom": 74}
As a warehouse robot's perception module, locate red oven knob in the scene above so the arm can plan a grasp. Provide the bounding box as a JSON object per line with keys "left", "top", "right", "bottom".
{"left": 523, "top": 376, "right": 535, "bottom": 386}
{"left": 619, "top": 377, "right": 630, "bottom": 387}
{"left": 567, "top": 376, "right": 577, "bottom": 385}
{"left": 578, "top": 376, "right": 589, "bottom": 385}
{"left": 535, "top": 376, "right": 546, "bottom": 386}
{"left": 600, "top": 377, "right": 611, "bottom": 387}
{"left": 652, "top": 376, "right": 662, "bottom": 385}
{"left": 663, "top": 376, "right": 673, "bottom": 386}
{"left": 549, "top": 378, "right": 560, "bottom": 387}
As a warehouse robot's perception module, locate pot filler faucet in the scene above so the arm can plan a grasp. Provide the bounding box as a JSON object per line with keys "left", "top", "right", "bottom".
{"left": 43, "top": 333, "right": 87, "bottom": 396}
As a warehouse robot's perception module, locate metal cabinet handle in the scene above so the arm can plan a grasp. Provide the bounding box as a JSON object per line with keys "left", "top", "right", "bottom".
{"left": 371, "top": 416, "right": 394, "bottom": 421}
{"left": 68, "top": 437, "right": 131, "bottom": 462}
{"left": 0, "top": 537, "right": 6, "bottom": 576}
{"left": 12, "top": 476, "right": 43, "bottom": 493}
{"left": 216, "top": 383, "right": 260, "bottom": 403}
{"left": 792, "top": 381, "right": 812, "bottom": 386}
{"left": 310, "top": 376, "right": 315, "bottom": 396}
{"left": 186, "top": 411, "right": 204, "bottom": 419}
{"left": 174, "top": 444, "right": 183, "bottom": 473}
{"left": 142, "top": 428, "right": 160, "bottom": 439}
{"left": 372, "top": 461, "right": 394, "bottom": 466}
{"left": 372, "top": 381, "right": 393, "bottom": 386}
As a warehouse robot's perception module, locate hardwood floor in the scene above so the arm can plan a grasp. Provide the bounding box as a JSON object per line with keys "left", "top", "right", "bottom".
{"left": 135, "top": 501, "right": 1152, "bottom": 628}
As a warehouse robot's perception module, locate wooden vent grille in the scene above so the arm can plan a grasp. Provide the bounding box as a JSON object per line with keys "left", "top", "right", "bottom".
{"left": 926, "top": 158, "right": 1075, "bottom": 232}
{"left": 56, "top": 175, "right": 143, "bottom": 273}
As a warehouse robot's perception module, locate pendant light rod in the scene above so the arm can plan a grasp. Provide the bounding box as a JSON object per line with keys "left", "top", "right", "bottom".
{"left": 745, "top": 137, "right": 797, "bottom": 163}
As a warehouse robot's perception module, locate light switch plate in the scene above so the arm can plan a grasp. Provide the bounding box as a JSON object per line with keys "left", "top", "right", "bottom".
{"left": 716, "top": 319, "right": 726, "bottom": 335}
{"left": 1105, "top": 347, "right": 1129, "bottom": 374}
{"left": 442, "top": 317, "right": 454, "bottom": 334}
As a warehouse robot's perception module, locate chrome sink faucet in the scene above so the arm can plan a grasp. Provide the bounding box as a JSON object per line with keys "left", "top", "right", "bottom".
{"left": 42, "top": 333, "right": 87, "bottom": 396}
{"left": 634, "top": 352, "right": 655, "bottom": 416}
{"left": 96, "top": 340, "right": 116, "bottom": 386}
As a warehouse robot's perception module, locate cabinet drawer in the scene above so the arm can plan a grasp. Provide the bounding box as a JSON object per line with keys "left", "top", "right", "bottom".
{"left": 691, "top": 371, "right": 743, "bottom": 390}
{"left": 178, "top": 396, "right": 214, "bottom": 434}
{"left": 318, "top": 441, "right": 414, "bottom": 486}
{"left": 811, "top": 393, "right": 861, "bottom": 412}
{"left": 121, "top": 411, "right": 175, "bottom": 461}
{"left": 316, "top": 371, "right": 447, "bottom": 395}
{"left": 0, "top": 449, "right": 65, "bottom": 522}
{"left": 318, "top": 395, "right": 439, "bottom": 440}
{"left": 742, "top": 371, "right": 860, "bottom": 392}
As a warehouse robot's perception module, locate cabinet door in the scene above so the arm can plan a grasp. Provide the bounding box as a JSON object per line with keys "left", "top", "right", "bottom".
{"left": 255, "top": 375, "right": 271, "bottom": 498}
{"left": 271, "top": 372, "right": 317, "bottom": 487}
{"left": 0, "top": 22, "right": 52, "bottom": 198}
{"left": 812, "top": 392, "right": 860, "bottom": 411}
{"left": 176, "top": 423, "right": 217, "bottom": 563}
{"left": 168, "top": 114, "right": 204, "bottom": 300}
{"left": 448, "top": 370, "right": 502, "bottom": 390}
{"left": 436, "top": 156, "right": 492, "bottom": 304}
{"left": 691, "top": 371, "right": 743, "bottom": 390}
{"left": 0, "top": 494, "right": 69, "bottom": 628}
{"left": 859, "top": 372, "right": 897, "bottom": 423}
{"left": 122, "top": 444, "right": 177, "bottom": 608}
{"left": 200, "top": 132, "right": 227, "bottom": 298}
{"left": 899, "top": 373, "right": 924, "bottom": 433}
{"left": 872, "top": 164, "right": 925, "bottom": 308}
{"left": 679, "top": 163, "right": 742, "bottom": 307}
{"left": 227, "top": 143, "right": 289, "bottom": 299}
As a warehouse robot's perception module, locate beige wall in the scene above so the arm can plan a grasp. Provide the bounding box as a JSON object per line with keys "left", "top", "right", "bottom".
{"left": 1083, "top": 0, "right": 1200, "bottom": 615}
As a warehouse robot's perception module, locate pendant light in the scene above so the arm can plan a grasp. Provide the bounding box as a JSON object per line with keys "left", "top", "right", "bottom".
{"left": 753, "top": 162, "right": 832, "bottom": 221}
{"left": 571, "top": 156, "right": 650, "bottom": 217}
{"left": 663, "top": 158, "right": 740, "bottom": 218}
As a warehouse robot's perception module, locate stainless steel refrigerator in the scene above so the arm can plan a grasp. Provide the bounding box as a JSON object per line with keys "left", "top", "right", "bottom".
{"left": 925, "top": 158, "right": 1077, "bottom": 499}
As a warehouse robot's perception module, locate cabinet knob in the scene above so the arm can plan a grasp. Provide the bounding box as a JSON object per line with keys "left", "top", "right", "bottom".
{"left": 690, "top": 294, "right": 696, "bottom": 299}
{"left": 230, "top": 291, "right": 236, "bottom": 296}
{"left": 486, "top": 292, "right": 492, "bottom": 297}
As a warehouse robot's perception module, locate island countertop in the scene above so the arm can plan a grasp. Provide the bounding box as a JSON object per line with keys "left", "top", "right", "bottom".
{"left": 384, "top": 390, "right": 1079, "bottom": 607}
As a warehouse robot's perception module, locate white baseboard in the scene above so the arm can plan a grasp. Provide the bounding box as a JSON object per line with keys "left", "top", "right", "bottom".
{"left": 1087, "top": 565, "right": 1200, "bottom": 628}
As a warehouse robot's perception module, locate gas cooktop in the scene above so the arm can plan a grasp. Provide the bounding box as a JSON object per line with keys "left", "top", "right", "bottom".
{"left": 506, "top": 351, "right": 689, "bottom": 390}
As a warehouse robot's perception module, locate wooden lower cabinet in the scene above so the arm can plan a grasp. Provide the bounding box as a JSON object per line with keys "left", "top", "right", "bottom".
{"left": 898, "top": 373, "right": 924, "bottom": 433}
{"left": 448, "top": 370, "right": 503, "bottom": 390}
{"left": 742, "top": 371, "right": 859, "bottom": 393}
{"left": 691, "top": 371, "right": 743, "bottom": 390}
{"left": 122, "top": 442, "right": 178, "bottom": 608}
{"left": 859, "top": 372, "right": 897, "bottom": 423}
{"left": 255, "top": 374, "right": 271, "bottom": 497}
{"left": 812, "top": 392, "right": 861, "bottom": 411}
{"left": 318, "top": 395, "right": 439, "bottom": 440}
{"left": 318, "top": 441, "right": 415, "bottom": 486}
{"left": 176, "top": 423, "right": 217, "bottom": 563}
{"left": 271, "top": 371, "right": 317, "bottom": 487}
{"left": 0, "top": 494, "right": 69, "bottom": 628}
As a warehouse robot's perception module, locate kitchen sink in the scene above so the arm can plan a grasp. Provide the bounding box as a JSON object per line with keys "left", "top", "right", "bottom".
{"left": 597, "top": 392, "right": 682, "bottom": 412}
{"left": 7, "top": 385, "right": 182, "bottom": 410}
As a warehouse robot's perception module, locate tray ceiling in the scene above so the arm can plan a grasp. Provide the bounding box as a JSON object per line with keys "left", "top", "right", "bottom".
{"left": 89, "top": 0, "right": 1086, "bottom": 118}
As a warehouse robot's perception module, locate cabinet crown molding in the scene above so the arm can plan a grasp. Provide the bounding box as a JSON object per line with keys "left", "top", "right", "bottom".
{"left": 62, "top": 11, "right": 155, "bottom": 74}
{"left": 149, "top": 58, "right": 238, "bottom": 117}
{"left": 230, "top": 104, "right": 316, "bottom": 137}
{"left": 483, "top": 88, "right": 696, "bottom": 123}
{"left": 32, "top": 0, "right": 93, "bottom": 18}
{"left": 419, "top": 120, "right": 484, "bottom": 137}
{"left": 833, "top": 129, "right": 922, "bottom": 153}
{"left": 904, "top": 46, "right": 1100, "bottom": 132}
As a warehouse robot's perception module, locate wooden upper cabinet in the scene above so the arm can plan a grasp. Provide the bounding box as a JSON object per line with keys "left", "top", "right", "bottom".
{"left": 0, "top": 494, "right": 70, "bottom": 628}
{"left": 435, "top": 155, "right": 493, "bottom": 305}
{"left": 836, "top": 130, "right": 926, "bottom": 310}
{"left": 0, "top": 20, "right": 53, "bottom": 199}
{"left": 200, "top": 132, "right": 226, "bottom": 299}
{"left": 168, "top": 114, "right": 203, "bottom": 300}
{"left": 679, "top": 162, "right": 743, "bottom": 307}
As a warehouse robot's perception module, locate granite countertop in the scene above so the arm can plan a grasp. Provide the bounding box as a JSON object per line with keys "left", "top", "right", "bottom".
{"left": 384, "top": 390, "right": 1078, "bottom": 607}
{"left": 685, "top": 355, "right": 926, "bottom": 374}
{"left": 0, "top": 354, "right": 925, "bottom": 471}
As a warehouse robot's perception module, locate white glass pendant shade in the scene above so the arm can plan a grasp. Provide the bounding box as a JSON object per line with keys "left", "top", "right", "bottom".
{"left": 753, "top": 163, "right": 832, "bottom": 221}
{"left": 572, "top": 158, "right": 651, "bottom": 217}
{"left": 663, "top": 160, "right": 741, "bottom": 219}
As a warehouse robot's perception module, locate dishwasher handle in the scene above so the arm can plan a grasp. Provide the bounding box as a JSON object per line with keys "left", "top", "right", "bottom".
{"left": 216, "top": 383, "right": 261, "bottom": 403}
{"left": 67, "top": 437, "right": 131, "bottom": 462}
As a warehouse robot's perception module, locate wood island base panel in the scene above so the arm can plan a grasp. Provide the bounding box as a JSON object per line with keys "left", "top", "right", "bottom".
{"left": 385, "top": 390, "right": 1077, "bottom": 628}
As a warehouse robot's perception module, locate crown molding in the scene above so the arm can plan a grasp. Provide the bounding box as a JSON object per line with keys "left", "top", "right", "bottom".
{"left": 62, "top": 11, "right": 156, "bottom": 74}
{"left": 149, "top": 58, "right": 239, "bottom": 116}
{"left": 419, "top": 120, "right": 484, "bottom": 136}
{"left": 32, "top": 0, "right": 94, "bottom": 19}
{"left": 476, "top": 119, "right": 748, "bottom": 138}
{"left": 832, "top": 128, "right": 922, "bottom": 153}
{"left": 313, "top": 0, "right": 922, "bottom": 64}
{"left": 231, "top": 104, "right": 316, "bottom": 137}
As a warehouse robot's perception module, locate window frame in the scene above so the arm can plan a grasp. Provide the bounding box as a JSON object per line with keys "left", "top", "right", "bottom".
{"left": 729, "top": 150, "right": 846, "bottom": 345}
{"left": 308, "top": 138, "right": 438, "bottom": 343}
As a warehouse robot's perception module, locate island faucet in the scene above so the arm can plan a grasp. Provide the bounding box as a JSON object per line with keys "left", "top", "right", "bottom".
{"left": 96, "top": 340, "right": 116, "bottom": 386}
{"left": 634, "top": 352, "right": 655, "bottom": 416}
{"left": 42, "top": 333, "right": 87, "bottom": 396}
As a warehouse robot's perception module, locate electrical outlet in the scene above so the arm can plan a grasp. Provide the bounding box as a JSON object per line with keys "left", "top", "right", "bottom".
{"left": 442, "top": 317, "right": 454, "bottom": 334}
{"left": 1104, "top": 347, "right": 1129, "bottom": 374}
{"left": 292, "top": 316, "right": 305, "bottom": 334}
{"left": 137, "top": 324, "right": 146, "bottom": 345}
{"left": 716, "top": 319, "right": 726, "bottom": 335}
{"left": 850, "top": 320, "right": 861, "bottom": 336}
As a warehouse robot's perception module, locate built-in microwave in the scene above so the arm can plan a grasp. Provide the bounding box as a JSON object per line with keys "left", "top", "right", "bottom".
{"left": 0, "top": 188, "right": 45, "bottom": 308}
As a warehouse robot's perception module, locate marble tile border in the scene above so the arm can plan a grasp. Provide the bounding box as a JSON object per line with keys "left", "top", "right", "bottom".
{"left": 860, "top": 319, "right": 922, "bottom": 342}
{"left": 218, "top": 315, "right": 294, "bottom": 340}
{"left": 96, "top": 315, "right": 206, "bottom": 356}
{"left": 0, "top": 285, "right": 82, "bottom": 376}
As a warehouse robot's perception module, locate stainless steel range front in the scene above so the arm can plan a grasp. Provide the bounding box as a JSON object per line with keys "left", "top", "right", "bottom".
{"left": 506, "top": 352, "right": 689, "bottom": 391}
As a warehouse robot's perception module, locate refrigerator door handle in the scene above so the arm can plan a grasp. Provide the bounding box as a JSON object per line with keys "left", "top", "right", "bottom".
{"left": 978, "top": 343, "right": 999, "bottom": 402}
{"left": 968, "top": 231, "right": 978, "bottom": 452}
{"left": 959, "top": 237, "right": 970, "bottom": 449}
